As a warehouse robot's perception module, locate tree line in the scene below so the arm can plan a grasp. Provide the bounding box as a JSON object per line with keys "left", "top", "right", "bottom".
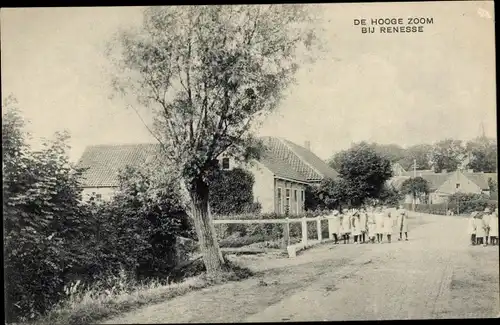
{"left": 329, "top": 139, "right": 497, "bottom": 173}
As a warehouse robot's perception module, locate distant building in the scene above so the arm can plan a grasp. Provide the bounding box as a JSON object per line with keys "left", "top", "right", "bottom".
{"left": 77, "top": 137, "right": 339, "bottom": 215}
{"left": 387, "top": 168, "right": 496, "bottom": 204}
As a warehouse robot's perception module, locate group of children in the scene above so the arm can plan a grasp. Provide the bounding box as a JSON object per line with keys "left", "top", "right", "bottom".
{"left": 467, "top": 207, "right": 499, "bottom": 246}
{"left": 326, "top": 205, "right": 409, "bottom": 244}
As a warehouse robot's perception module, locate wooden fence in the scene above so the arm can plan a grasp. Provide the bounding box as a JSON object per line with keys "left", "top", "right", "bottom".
{"left": 213, "top": 216, "right": 337, "bottom": 257}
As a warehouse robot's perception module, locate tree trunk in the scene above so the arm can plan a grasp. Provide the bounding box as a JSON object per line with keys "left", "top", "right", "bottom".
{"left": 188, "top": 177, "right": 225, "bottom": 275}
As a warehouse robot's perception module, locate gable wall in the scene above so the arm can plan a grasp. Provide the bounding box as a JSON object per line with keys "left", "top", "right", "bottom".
{"left": 438, "top": 171, "right": 482, "bottom": 195}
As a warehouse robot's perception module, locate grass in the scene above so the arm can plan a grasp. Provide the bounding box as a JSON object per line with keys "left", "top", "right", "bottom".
{"left": 31, "top": 261, "right": 253, "bottom": 325}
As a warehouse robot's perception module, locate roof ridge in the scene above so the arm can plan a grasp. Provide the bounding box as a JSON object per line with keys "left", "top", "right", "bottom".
{"left": 277, "top": 138, "right": 324, "bottom": 180}
{"left": 85, "top": 142, "right": 158, "bottom": 148}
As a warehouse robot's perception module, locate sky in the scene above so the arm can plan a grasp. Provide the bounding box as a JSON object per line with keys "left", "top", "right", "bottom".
{"left": 1, "top": 2, "right": 496, "bottom": 162}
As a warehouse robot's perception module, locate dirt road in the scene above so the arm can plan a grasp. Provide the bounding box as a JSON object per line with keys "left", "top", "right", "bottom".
{"left": 104, "top": 213, "right": 499, "bottom": 323}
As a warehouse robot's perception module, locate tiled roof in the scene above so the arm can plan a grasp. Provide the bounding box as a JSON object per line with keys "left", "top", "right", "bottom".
{"left": 258, "top": 152, "right": 308, "bottom": 183}
{"left": 77, "top": 137, "right": 338, "bottom": 188}
{"left": 386, "top": 176, "right": 411, "bottom": 191}
{"left": 419, "top": 173, "right": 451, "bottom": 191}
{"left": 260, "top": 137, "right": 339, "bottom": 182}
{"left": 77, "top": 143, "right": 162, "bottom": 187}
{"left": 463, "top": 172, "right": 491, "bottom": 190}
{"left": 401, "top": 170, "right": 436, "bottom": 177}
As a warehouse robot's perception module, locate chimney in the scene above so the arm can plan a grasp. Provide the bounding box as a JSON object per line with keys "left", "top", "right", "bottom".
{"left": 468, "top": 169, "right": 474, "bottom": 173}
{"left": 441, "top": 169, "right": 447, "bottom": 174}
{"left": 304, "top": 141, "right": 311, "bottom": 151}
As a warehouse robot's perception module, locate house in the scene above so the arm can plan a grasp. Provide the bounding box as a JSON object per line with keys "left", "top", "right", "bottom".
{"left": 77, "top": 136, "right": 339, "bottom": 215}
{"left": 387, "top": 168, "right": 497, "bottom": 204}
{"left": 391, "top": 162, "right": 406, "bottom": 177}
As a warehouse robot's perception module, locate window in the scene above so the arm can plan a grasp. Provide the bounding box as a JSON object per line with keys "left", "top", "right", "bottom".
{"left": 277, "top": 188, "right": 282, "bottom": 214}
{"left": 456, "top": 183, "right": 460, "bottom": 189}
{"left": 96, "top": 193, "right": 102, "bottom": 200}
{"left": 285, "top": 189, "right": 291, "bottom": 213}
{"left": 222, "top": 158, "right": 230, "bottom": 169}
{"left": 294, "top": 189, "right": 299, "bottom": 214}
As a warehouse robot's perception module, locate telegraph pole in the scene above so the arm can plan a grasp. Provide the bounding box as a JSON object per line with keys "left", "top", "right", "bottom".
{"left": 412, "top": 159, "right": 417, "bottom": 211}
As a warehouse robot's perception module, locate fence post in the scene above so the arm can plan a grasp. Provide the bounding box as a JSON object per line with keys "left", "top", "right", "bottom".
{"left": 317, "top": 216, "right": 322, "bottom": 241}
{"left": 301, "top": 216, "right": 308, "bottom": 246}
{"left": 327, "top": 217, "right": 333, "bottom": 240}
{"left": 282, "top": 218, "right": 290, "bottom": 249}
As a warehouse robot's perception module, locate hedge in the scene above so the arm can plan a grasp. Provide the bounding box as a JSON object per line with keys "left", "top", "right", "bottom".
{"left": 403, "top": 199, "right": 498, "bottom": 215}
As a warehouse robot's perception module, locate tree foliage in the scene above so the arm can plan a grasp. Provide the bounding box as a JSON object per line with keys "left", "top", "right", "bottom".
{"left": 3, "top": 103, "right": 86, "bottom": 321}
{"left": 334, "top": 142, "right": 393, "bottom": 206}
{"left": 400, "top": 177, "right": 430, "bottom": 202}
{"left": 208, "top": 167, "right": 260, "bottom": 215}
{"left": 428, "top": 139, "right": 466, "bottom": 173}
{"left": 304, "top": 177, "right": 349, "bottom": 211}
{"left": 3, "top": 99, "right": 196, "bottom": 322}
{"left": 397, "top": 144, "right": 433, "bottom": 171}
{"left": 368, "top": 143, "right": 405, "bottom": 163}
{"left": 107, "top": 5, "right": 319, "bottom": 274}
{"left": 465, "top": 137, "right": 497, "bottom": 173}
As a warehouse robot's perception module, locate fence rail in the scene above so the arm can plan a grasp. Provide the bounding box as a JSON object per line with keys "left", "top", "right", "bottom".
{"left": 213, "top": 216, "right": 337, "bottom": 257}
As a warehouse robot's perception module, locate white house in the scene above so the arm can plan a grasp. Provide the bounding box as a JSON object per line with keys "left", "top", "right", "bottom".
{"left": 77, "top": 136, "right": 339, "bottom": 215}
{"left": 387, "top": 167, "right": 496, "bottom": 204}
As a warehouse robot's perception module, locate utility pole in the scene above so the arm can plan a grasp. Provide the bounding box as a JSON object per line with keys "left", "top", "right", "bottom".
{"left": 413, "top": 159, "right": 417, "bottom": 211}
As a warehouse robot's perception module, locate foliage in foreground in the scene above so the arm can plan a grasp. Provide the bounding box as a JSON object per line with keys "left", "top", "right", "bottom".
{"left": 36, "top": 260, "right": 253, "bottom": 325}
{"left": 3, "top": 103, "right": 194, "bottom": 322}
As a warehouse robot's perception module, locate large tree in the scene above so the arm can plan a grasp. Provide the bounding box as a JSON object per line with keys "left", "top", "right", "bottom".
{"left": 107, "top": 5, "right": 318, "bottom": 274}
{"left": 369, "top": 143, "right": 405, "bottom": 163}
{"left": 465, "top": 137, "right": 497, "bottom": 173}
{"left": 334, "top": 142, "right": 393, "bottom": 206}
{"left": 428, "top": 139, "right": 466, "bottom": 173}
{"left": 400, "top": 177, "right": 430, "bottom": 208}
{"left": 398, "top": 144, "right": 433, "bottom": 171}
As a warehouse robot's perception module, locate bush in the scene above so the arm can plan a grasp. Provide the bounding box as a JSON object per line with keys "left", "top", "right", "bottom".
{"left": 3, "top": 103, "right": 196, "bottom": 322}
{"left": 403, "top": 196, "right": 498, "bottom": 215}
{"left": 208, "top": 168, "right": 261, "bottom": 215}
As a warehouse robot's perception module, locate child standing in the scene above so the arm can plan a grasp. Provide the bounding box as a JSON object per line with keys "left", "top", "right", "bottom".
{"left": 367, "top": 209, "right": 376, "bottom": 244}
{"left": 475, "top": 212, "right": 486, "bottom": 246}
{"left": 329, "top": 210, "right": 341, "bottom": 244}
{"left": 352, "top": 211, "right": 361, "bottom": 244}
{"left": 467, "top": 212, "right": 477, "bottom": 245}
{"left": 488, "top": 208, "right": 498, "bottom": 246}
{"left": 396, "top": 205, "right": 409, "bottom": 241}
{"left": 341, "top": 212, "right": 351, "bottom": 244}
{"left": 383, "top": 208, "right": 395, "bottom": 243}
{"left": 359, "top": 208, "right": 368, "bottom": 243}
{"left": 375, "top": 206, "right": 385, "bottom": 243}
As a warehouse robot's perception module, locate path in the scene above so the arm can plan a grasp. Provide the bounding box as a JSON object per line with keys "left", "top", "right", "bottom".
{"left": 103, "top": 213, "right": 499, "bottom": 323}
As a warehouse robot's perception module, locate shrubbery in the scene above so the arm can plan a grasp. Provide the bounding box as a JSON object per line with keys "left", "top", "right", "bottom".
{"left": 3, "top": 105, "right": 196, "bottom": 322}
{"left": 403, "top": 193, "right": 498, "bottom": 215}
{"left": 208, "top": 167, "right": 261, "bottom": 215}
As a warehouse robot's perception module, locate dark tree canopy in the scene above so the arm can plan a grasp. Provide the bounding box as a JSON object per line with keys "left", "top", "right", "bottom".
{"left": 397, "top": 144, "right": 433, "bottom": 171}
{"left": 333, "top": 142, "right": 393, "bottom": 206}
{"left": 466, "top": 137, "right": 497, "bottom": 173}
{"left": 208, "top": 168, "right": 259, "bottom": 215}
{"left": 428, "top": 139, "right": 466, "bottom": 173}
{"left": 400, "top": 177, "right": 430, "bottom": 198}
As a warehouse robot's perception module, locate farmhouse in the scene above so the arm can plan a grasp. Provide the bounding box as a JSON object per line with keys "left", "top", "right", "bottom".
{"left": 387, "top": 168, "right": 497, "bottom": 204}
{"left": 77, "top": 136, "right": 338, "bottom": 215}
